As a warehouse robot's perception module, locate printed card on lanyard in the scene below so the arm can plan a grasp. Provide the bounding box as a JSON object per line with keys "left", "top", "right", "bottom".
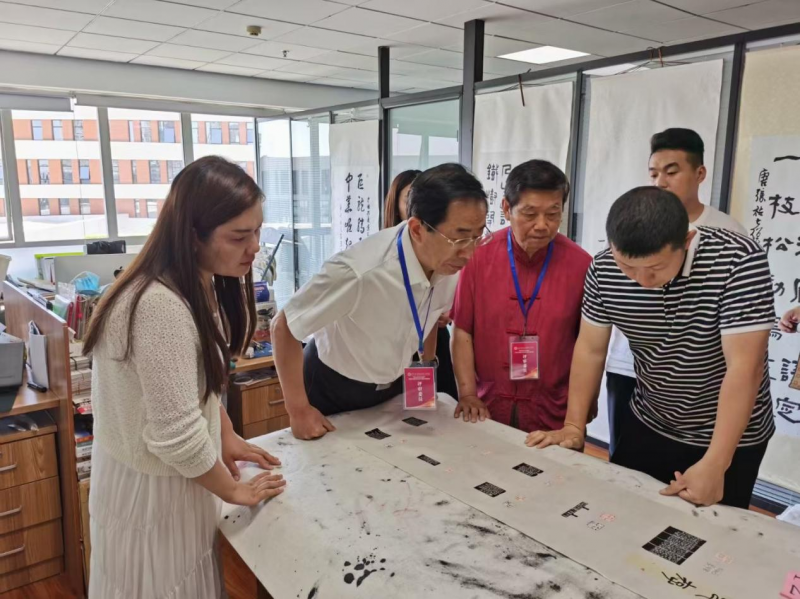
{"left": 508, "top": 229, "right": 553, "bottom": 381}
{"left": 397, "top": 225, "right": 437, "bottom": 410}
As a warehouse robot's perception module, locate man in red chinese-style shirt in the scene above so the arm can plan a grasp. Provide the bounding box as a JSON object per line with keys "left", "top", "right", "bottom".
{"left": 450, "top": 159, "right": 592, "bottom": 432}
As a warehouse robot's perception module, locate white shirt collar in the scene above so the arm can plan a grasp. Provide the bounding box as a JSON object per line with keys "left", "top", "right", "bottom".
{"left": 400, "top": 222, "right": 431, "bottom": 288}
{"left": 682, "top": 228, "right": 702, "bottom": 278}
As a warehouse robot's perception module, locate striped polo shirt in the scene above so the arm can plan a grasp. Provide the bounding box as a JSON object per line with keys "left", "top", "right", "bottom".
{"left": 583, "top": 226, "right": 776, "bottom": 447}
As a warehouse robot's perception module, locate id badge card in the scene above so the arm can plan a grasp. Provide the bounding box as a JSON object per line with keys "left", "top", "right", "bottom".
{"left": 404, "top": 361, "right": 437, "bottom": 410}
{"left": 509, "top": 335, "right": 539, "bottom": 380}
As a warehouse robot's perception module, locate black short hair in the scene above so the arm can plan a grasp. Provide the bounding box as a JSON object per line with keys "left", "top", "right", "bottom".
{"left": 606, "top": 186, "right": 689, "bottom": 257}
{"left": 504, "top": 159, "right": 570, "bottom": 208}
{"left": 407, "top": 163, "right": 487, "bottom": 228}
{"left": 650, "top": 128, "right": 704, "bottom": 168}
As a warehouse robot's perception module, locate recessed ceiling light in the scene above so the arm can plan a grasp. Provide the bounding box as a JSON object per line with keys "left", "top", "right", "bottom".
{"left": 499, "top": 45, "right": 589, "bottom": 65}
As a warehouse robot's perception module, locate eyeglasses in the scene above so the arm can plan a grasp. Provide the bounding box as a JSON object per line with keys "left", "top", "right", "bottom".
{"left": 423, "top": 221, "right": 494, "bottom": 249}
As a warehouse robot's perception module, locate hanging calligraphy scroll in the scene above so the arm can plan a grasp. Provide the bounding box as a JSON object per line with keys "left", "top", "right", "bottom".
{"left": 330, "top": 120, "right": 380, "bottom": 253}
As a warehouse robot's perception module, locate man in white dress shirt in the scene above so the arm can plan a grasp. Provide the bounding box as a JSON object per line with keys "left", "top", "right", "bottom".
{"left": 606, "top": 128, "right": 747, "bottom": 456}
{"left": 271, "top": 164, "right": 489, "bottom": 440}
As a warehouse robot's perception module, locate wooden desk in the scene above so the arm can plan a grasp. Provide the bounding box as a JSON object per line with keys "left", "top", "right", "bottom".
{"left": 227, "top": 374, "right": 288, "bottom": 440}
{"left": 7, "top": 371, "right": 61, "bottom": 417}
{"left": 2, "top": 282, "right": 84, "bottom": 597}
{"left": 221, "top": 397, "right": 800, "bottom": 599}
{"left": 231, "top": 355, "right": 275, "bottom": 374}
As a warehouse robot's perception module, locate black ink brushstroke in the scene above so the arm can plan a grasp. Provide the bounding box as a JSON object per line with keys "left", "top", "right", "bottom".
{"left": 774, "top": 155, "right": 800, "bottom": 162}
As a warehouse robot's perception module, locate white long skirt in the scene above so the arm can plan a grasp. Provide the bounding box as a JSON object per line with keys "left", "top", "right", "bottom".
{"left": 88, "top": 442, "right": 225, "bottom": 599}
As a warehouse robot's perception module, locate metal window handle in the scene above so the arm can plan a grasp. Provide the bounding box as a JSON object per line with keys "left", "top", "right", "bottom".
{"left": 0, "top": 464, "right": 16, "bottom": 474}
{"left": 0, "top": 507, "right": 22, "bottom": 519}
{"left": 268, "top": 400, "right": 285, "bottom": 406}
{"left": 0, "top": 545, "right": 24, "bottom": 559}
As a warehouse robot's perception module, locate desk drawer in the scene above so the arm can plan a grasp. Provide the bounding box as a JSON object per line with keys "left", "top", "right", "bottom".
{"left": 0, "top": 556, "right": 63, "bottom": 594}
{"left": 0, "top": 477, "right": 61, "bottom": 535}
{"left": 241, "top": 383, "right": 286, "bottom": 424}
{"left": 243, "top": 415, "right": 290, "bottom": 439}
{"left": 0, "top": 435, "right": 58, "bottom": 491}
{"left": 0, "top": 519, "right": 63, "bottom": 575}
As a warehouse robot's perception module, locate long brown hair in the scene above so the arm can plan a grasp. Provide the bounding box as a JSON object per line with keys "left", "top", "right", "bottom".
{"left": 383, "top": 169, "right": 421, "bottom": 228}
{"left": 84, "top": 156, "right": 261, "bottom": 402}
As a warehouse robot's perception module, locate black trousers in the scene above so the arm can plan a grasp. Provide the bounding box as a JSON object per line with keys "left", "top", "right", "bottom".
{"left": 303, "top": 339, "right": 403, "bottom": 416}
{"left": 606, "top": 372, "right": 636, "bottom": 457}
{"left": 611, "top": 406, "right": 769, "bottom": 509}
{"left": 435, "top": 326, "right": 458, "bottom": 399}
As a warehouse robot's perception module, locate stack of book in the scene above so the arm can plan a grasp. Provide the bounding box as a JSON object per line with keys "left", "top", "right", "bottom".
{"left": 70, "top": 351, "right": 93, "bottom": 415}
{"left": 75, "top": 417, "right": 93, "bottom": 481}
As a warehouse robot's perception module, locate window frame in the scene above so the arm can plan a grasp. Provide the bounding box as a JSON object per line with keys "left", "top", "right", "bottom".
{"left": 79, "top": 160, "right": 90, "bottom": 184}
{"left": 38, "top": 198, "right": 50, "bottom": 216}
{"left": 59, "top": 198, "right": 70, "bottom": 215}
{"left": 149, "top": 160, "right": 161, "bottom": 184}
{"left": 62, "top": 161, "right": 73, "bottom": 184}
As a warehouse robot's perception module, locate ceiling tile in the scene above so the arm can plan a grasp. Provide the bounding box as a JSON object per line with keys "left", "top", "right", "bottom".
{"left": 68, "top": 32, "right": 161, "bottom": 54}
{"left": 657, "top": 0, "right": 761, "bottom": 14}
{"left": 196, "top": 13, "right": 303, "bottom": 39}
{"left": 256, "top": 70, "right": 317, "bottom": 81}
{"left": 488, "top": 18, "right": 656, "bottom": 54}
{"left": 405, "top": 63, "right": 462, "bottom": 82}
{"left": 498, "top": 0, "right": 632, "bottom": 18}
{"left": 308, "top": 77, "right": 357, "bottom": 88}
{"left": 147, "top": 43, "right": 232, "bottom": 62}
{"left": 359, "top": 0, "right": 487, "bottom": 21}
{"left": 84, "top": 17, "right": 185, "bottom": 41}
{"left": 216, "top": 52, "right": 292, "bottom": 70}
{"left": 398, "top": 49, "right": 463, "bottom": 69}
{"left": 436, "top": 2, "right": 542, "bottom": 28}
{"left": 571, "top": 0, "right": 688, "bottom": 32}
{"left": 197, "top": 63, "right": 263, "bottom": 75}
{"left": 5, "top": 0, "right": 113, "bottom": 12}
{"left": 0, "top": 2, "right": 94, "bottom": 31}
{"left": 709, "top": 0, "right": 800, "bottom": 29}
{"left": 386, "top": 23, "right": 464, "bottom": 48}
{"left": 242, "top": 40, "right": 329, "bottom": 60}
{"left": 58, "top": 46, "right": 139, "bottom": 62}
{"left": 0, "top": 38, "right": 61, "bottom": 54}
{"left": 325, "top": 66, "right": 377, "bottom": 81}
{"left": 312, "top": 8, "right": 421, "bottom": 37}
{"left": 0, "top": 22, "right": 75, "bottom": 45}
{"left": 346, "top": 38, "right": 430, "bottom": 59}
{"left": 480, "top": 36, "right": 540, "bottom": 58}
{"left": 226, "top": 0, "right": 348, "bottom": 24}
{"left": 169, "top": 29, "right": 261, "bottom": 52}
{"left": 628, "top": 16, "right": 745, "bottom": 42}
{"left": 274, "top": 61, "right": 348, "bottom": 76}
{"left": 104, "top": 0, "right": 217, "bottom": 27}
{"left": 271, "top": 26, "right": 375, "bottom": 50}
{"left": 385, "top": 60, "right": 421, "bottom": 75}
{"left": 169, "top": 0, "right": 239, "bottom": 7}
{"left": 306, "top": 50, "right": 379, "bottom": 70}
{"left": 132, "top": 55, "right": 206, "bottom": 69}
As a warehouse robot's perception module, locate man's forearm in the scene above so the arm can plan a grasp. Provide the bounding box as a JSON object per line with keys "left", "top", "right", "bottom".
{"left": 564, "top": 337, "right": 606, "bottom": 430}
{"left": 271, "top": 311, "right": 311, "bottom": 416}
{"left": 704, "top": 368, "right": 760, "bottom": 469}
{"left": 452, "top": 327, "right": 477, "bottom": 398}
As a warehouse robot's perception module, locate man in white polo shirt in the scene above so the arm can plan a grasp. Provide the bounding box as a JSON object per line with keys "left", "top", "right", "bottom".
{"left": 606, "top": 128, "right": 748, "bottom": 457}
{"left": 271, "top": 164, "right": 489, "bottom": 440}
{"left": 529, "top": 187, "right": 775, "bottom": 508}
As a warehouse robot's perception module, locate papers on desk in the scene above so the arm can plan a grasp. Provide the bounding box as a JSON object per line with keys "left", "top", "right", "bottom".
{"left": 27, "top": 321, "right": 48, "bottom": 390}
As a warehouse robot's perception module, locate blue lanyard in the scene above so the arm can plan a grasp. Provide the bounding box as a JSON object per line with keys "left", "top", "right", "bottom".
{"left": 507, "top": 229, "right": 554, "bottom": 336}
{"left": 397, "top": 225, "right": 434, "bottom": 356}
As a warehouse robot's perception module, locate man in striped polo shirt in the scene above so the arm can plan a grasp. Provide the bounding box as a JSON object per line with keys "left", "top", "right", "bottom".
{"left": 527, "top": 187, "right": 775, "bottom": 508}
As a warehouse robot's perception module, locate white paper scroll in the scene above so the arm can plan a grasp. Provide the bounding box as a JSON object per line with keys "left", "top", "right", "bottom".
{"left": 472, "top": 83, "right": 574, "bottom": 231}
{"left": 330, "top": 120, "right": 380, "bottom": 253}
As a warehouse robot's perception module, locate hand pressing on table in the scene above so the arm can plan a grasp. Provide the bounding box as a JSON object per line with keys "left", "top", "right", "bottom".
{"left": 779, "top": 305, "right": 800, "bottom": 333}
{"left": 660, "top": 458, "right": 725, "bottom": 506}
{"left": 525, "top": 423, "right": 585, "bottom": 450}
{"left": 227, "top": 472, "right": 286, "bottom": 506}
{"left": 289, "top": 404, "right": 336, "bottom": 440}
{"left": 454, "top": 395, "right": 489, "bottom": 423}
{"left": 222, "top": 432, "right": 281, "bottom": 481}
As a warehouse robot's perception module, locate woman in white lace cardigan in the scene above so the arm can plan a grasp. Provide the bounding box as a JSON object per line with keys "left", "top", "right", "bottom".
{"left": 83, "top": 156, "right": 286, "bottom": 599}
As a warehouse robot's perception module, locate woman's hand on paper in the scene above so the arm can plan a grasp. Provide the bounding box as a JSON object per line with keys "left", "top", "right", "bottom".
{"left": 222, "top": 432, "right": 281, "bottom": 481}
{"left": 227, "top": 472, "right": 286, "bottom": 506}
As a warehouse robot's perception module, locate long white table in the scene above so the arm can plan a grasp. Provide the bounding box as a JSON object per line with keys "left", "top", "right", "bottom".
{"left": 220, "top": 396, "right": 800, "bottom": 599}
